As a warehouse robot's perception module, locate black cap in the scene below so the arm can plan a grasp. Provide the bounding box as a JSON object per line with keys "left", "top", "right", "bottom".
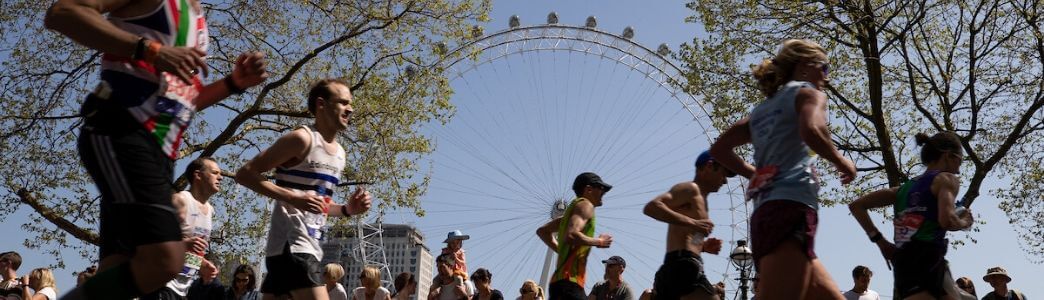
{"left": 573, "top": 172, "right": 612, "bottom": 193}
{"left": 601, "top": 256, "right": 626, "bottom": 267}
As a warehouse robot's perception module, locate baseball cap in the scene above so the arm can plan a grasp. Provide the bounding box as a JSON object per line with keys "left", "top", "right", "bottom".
{"left": 573, "top": 172, "right": 612, "bottom": 193}
{"left": 695, "top": 150, "right": 736, "bottom": 177}
{"left": 601, "top": 256, "right": 626, "bottom": 267}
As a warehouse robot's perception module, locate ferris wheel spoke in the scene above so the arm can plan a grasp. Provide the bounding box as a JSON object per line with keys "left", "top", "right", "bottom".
{"left": 577, "top": 64, "right": 652, "bottom": 173}
{"left": 596, "top": 106, "right": 693, "bottom": 179}
{"left": 584, "top": 62, "right": 675, "bottom": 173}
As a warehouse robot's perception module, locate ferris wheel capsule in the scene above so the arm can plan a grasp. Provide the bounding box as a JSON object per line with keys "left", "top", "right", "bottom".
{"left": 547, "top": 12, "right": 559, "bottom": 24}
{"left": 509, "top": 15, "right": 520, "bottom": 28}
{"left": 657, "top": 43, "right": 670, "bottom": 56}
{"left": 585, "top": 16, "right": 597, "bottom": 28}
{"left": 622, "top": 26, "right": 635, "bottom": 39}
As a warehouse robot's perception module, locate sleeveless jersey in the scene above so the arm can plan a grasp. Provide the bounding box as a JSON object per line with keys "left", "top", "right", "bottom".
{"left": 893, "top": 170, "right": 946, "bottom": 248}
{"left": 100, "top": 0, "right": 208, "bottom": 159}
{"left": 747, "top": 81, "right": 823, "bottom": 210}
{"left": 551, "top": 197, "right": 596, "bottom": 286}
{"left": 266, "top": 126, "right": 345, "bottom": 259}
{"left": 167, "top": 191, "right": 213, "bottom": 296}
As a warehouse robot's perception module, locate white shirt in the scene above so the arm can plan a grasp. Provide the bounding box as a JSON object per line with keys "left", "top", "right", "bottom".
{"left": 328, "top": 283, "right": 348, "bottom": 300}
{"left": 36, "top": 287, "right": 57, "bottom": 300}
{"left": 353, "top": 286, "right": 391, "bottom": 300}
{"left": 842, "top": 289, "right": 880, "bottom": 300}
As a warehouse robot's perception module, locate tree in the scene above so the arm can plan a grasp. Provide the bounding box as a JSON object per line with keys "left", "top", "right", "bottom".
{"left": 0, "top": 0, "right": 491, "bottom": 269}
{"left": 677, "top": 0, "right": 1044, "bottom": 258}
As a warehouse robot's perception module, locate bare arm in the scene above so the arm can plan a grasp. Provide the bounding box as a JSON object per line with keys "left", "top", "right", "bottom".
{"left": 328, "top": 187, "right": 373, "bottom": 217}
{"left": 564, "top": 201, "right": 606, "bottom": 247}
{"left": 643, "top": 183, "right": 712, "bottom": 234}
{"left": 44, "top": 0, "right": 143, "bottom": 57}
{"left": 849, "top": 187, "right": 898, "bottom": 238}
{"left": 796, "top": 87, "right": 855, "bottom": 184}
{"left": 235, "top": 129, "right": 325, "bottom": 213}
{"left": 195, "top": 52, "right": 269, "bottom": 111}
{"left": 933, "top": 173, "right": 972, "bottom": 230}
{"left": 536, "top": 217, "right": 561, "bottom": 251}
{"left": 709, "top": 117, "right": 756, "bottom": 179}
{"left": 45, "top": 0, "right": 208, "bottom": 84}
{"left": 171, "top": 191, "right": 189, "bottom": 224}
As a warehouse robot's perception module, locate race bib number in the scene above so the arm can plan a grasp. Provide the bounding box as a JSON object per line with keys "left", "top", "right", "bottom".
{"left": 894, "top": 213, "right": 925, "bottom": 245}
{"left": 182, "top": 252, "right": 203, "bottom": 277}
{"left": 746, "top": 165, "right": 779, "bottom": 201}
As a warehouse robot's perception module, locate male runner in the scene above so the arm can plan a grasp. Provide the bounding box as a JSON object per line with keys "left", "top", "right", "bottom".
{"left": 644, "top": 150, "right": 732, "bottom": 300}
{"left": 45, "top": 0, "right": 268, "bottom": 298}
{"left": 236, "top": 79, "right": 372, "bottom": 300}
{"left": 142, "top": 157, "right": 222, "bottom": 299}
{"left": 536, "top": 172, "right": 614, "bottom": 300}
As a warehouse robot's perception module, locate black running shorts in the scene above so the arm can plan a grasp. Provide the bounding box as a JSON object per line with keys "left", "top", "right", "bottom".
{"left": 78, "top": 93, "right": 181, "bottom": 258}
{"left": 260, "top": 243, "right": 324, "bottom": 295}
{"left": 652, "top": 250, "right": 715, "bottom": 299}
{"left": 549, "top": 279, "right": 585, "bottom": 300}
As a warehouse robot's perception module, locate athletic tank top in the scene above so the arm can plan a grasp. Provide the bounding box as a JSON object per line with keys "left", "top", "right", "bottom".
{"left": 167, "top": 191, "right": 213, "bottom": 296}
{"left": 893, "top": 170, "right": 946, "bottom": 249}
{"left": 551, "top": 197, "right": 595, "bottom": 286}
{"left": 747, "top": 81, "right": 822, "bottom": 210}
{"left": 98, "top": 0, "right": 208, "bottom": 159}
{"left": 265, "top": 126, "right": 345, "bottom": 259}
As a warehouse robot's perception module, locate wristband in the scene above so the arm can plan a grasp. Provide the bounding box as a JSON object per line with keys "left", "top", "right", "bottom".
{"left": 143, "top": 40, "right": 161, "bottom": 63}
{"left": 132, "top": 37, "right": 147, "bottom": 60}
{"left": 869, "top": 231, "right": 883, "bottom": 243}
{"left": 224, "top": 76, "right": 245, "bottom": 94}
{"left": 341, "top": 204, "right": 351, "bottom": 217}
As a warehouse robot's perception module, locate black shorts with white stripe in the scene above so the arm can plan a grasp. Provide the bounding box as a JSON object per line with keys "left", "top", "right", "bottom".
{"left": 77, "top": 93, "right": 181, "bottom": 258}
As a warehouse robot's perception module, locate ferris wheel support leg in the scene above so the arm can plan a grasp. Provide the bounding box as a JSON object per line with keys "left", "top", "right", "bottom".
{"left": 538, "top": 247, "right": 556, "bottom": 292}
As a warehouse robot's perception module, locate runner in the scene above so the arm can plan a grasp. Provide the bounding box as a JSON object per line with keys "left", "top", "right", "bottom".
{"left": 709, "top": 39, "right": 855, "bottom": 299}
{"left": 849, "top": 132, "right": 973, "bottom": 300}
{"left": 536, "top": 172, "right": 614, "bottom": 300}
{"left": 644, "top": 150, "right": 731, "bottom": 300}
{"left": 44, "top": 0, "right": 268, "bottom": 298}
{"left": 235, "top": 79, "right": 372, "bottom": 300}
{"left": 142, "top": 157, "right": 222, "bottom": 300}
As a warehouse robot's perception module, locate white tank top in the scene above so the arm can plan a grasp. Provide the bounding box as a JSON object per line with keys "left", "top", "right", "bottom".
{"left": 167, "top": 191, "right": 213, "bottom": 296}
{"left": 266, "top": 126, "right": 346, "bottom": 259}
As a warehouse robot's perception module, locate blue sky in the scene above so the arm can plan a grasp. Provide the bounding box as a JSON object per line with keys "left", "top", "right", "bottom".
{"left": 2, "top": 1, "right": 1040, "bottom": 299}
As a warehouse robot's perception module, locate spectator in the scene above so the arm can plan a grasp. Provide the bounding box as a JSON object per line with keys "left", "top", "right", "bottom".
{"left": 325, "top": 263, "right": 348, "bottom": 300}
{"left": 20, "top": 268, "right": 57, "bottom": 300}
{"left": 75, "top": 266, "right": 97, "bottom": 287}
{"left": 392, "top": 272, "right": 417, "bottom": 300}
{"left": 588, "top": 256, "right": 633, "bottom": 300}
{"left": 842, "top": 266, "right": 880, "bottom": 300}
{"left": 0, "top": 252, "right": 22, "bottom": 300}
{"left": 955, "top": 276, "right": 977, "bottom": 298}
{"left": 981, "top": 267, "right": 1026, "bottom": 300}
{"left": 430, "top": 254, "right": 472, "bottom": 300}
{"left": 354, "top": 266, "right": 391, "bottom": 300}
{"left": 225, "top": 264, "right": 260, "bottom": 300}
{"left": 470, "top": 269, "right": 502, "bottom": 300}
{"left": 187, "top": 260, "right": 224, "bottom": 300}
{"left": 516, "top": 280, "right": 543, "bottom": 300}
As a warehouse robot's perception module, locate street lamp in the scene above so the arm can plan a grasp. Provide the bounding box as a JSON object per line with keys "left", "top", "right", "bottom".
{"left": 730, "top": 240, "right": 753, "bottom": 300}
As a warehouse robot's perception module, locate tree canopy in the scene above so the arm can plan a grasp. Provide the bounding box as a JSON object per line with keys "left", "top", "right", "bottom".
{"left": 678, "top": 0, "right": 1044, "bottom": 258}
{"left": 0, "top": 0, "right": 491, "bottom": 268}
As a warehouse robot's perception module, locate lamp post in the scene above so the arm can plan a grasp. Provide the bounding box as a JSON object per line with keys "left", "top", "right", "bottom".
{"left": 730, "top": 240, "right": 753, "bottom": 300}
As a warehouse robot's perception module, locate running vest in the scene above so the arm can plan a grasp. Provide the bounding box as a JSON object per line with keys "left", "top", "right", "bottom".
{"left": 551, "top": 197, "right": 596, "bottom": 286}
{"left": 747, "top": 81, "right": 822, "bottom": 210}
{"left": 99, "top": 0, "right": 208, "bottom": 159}
{"left": 266, "top": 126, "right": 345, "bottom": 259}
{"left": 893, "top": 170, "right": 946, "bottom": 248}
{"left": 167, "top": 191, "right": 213, "bottom": 296}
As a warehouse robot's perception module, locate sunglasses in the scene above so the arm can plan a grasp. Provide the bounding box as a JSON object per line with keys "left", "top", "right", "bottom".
{"left": 807, "top": 60, "right": 830, "bottom": 76}
{"left": 520, "top": 290, "right": 534, "bottom": 294}
{"left": 235, "top": 277, "right": 249, "bottom": 282}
